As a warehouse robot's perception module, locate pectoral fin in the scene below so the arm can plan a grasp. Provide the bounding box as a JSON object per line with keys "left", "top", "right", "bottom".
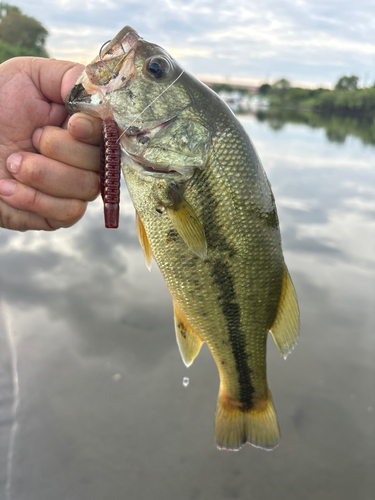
{"left": 165, "top": 189, "right": 207, "bottom": 259}
{"left": 174, "top": 304, "right": 204, "bottom": 367}
{"left": 270, "top": 266, "right": 300, "bottom": 359}
{"left": 135, "top": 211, "right": 153, "bottom": 271}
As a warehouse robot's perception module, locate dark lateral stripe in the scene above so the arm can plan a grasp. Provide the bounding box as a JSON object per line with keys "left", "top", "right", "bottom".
{"left": 191, "top": 164, "right": 255, "bottom": 408}
{"left": 211, "top": 257, "right": 255, "bottom": 408}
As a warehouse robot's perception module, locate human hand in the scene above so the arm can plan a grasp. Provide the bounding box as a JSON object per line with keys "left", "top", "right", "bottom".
{"left": 0, "top": 57, "right": 102, "bottom": 231}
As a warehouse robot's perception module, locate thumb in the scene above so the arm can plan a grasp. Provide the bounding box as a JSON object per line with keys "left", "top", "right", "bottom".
{"left": 28, "top": 58, "right": 84, "bottom": 104}
{"left": 61, "top": 63, "right": 85, "bottom": 102}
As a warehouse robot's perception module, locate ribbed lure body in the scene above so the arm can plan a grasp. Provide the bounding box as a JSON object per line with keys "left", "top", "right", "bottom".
{"left": 100, "top": 119, "right": 121, "bottom": 228}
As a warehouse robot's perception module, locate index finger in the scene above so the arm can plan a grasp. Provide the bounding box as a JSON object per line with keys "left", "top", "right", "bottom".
{"left": 34, "top": 126, "right": 100, "bottom": 171}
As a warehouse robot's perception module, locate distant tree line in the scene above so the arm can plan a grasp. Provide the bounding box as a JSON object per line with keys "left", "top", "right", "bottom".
{"left": 0, "top": 2, "right": 49, "bottom": 63}
{"left": 211, "top": 75, "right": 375, "bottom": 116}
{"left": 211, "top": 83, "right": 253, "bottom": 96}
{"left": 258, "top": 76, "right": 375, "bottom": 116}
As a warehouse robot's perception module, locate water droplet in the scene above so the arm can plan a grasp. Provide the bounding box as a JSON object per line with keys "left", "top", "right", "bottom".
{"left": 112, "top": 373, "right": 121, "bottom": 382}
{"left": 182, "top": 377, "right": 189, "bottom": 387}
{"left": 368, "top": 407, "right": 373, "bottom": 413}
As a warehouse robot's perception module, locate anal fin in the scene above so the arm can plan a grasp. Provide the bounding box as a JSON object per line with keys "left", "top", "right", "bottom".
{"left": 270, "top": 265, "right": 300, "bottom": 359}
{"left": 174, "top": 304, "right": 204, "bottom": 367}
{"left": 135, "top": 211, "right": 153, "bottom": 271}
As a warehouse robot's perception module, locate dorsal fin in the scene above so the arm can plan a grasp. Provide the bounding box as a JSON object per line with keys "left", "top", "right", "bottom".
{"left": 173, "top": 304, "right": 204, "bottom": 367}
{"left": 135, "top": 210, "right": 153, "bottom": 271}
{"left": 269, "top": 266, "right": 299, "bottom": 359}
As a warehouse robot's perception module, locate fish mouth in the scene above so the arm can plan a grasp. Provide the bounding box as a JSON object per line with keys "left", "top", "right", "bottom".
{"left": 128, "top": 154, "right": 178, "bottom": 175}
{"left": 65, "top": 83, "right": 94, "bottom": 115}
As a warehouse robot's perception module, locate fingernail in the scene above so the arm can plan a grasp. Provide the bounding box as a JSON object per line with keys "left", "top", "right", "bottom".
{"left": 32, "top": 128, "right": 43, "bottom": 150}
{"left": 69, "top": 116, "right": 93, "bottom": 140}
{"left": 6, "top": 153, "right": 22, "bottom": 174}
{"left": 0, "top": 179, "right": 16, "bottom": 196}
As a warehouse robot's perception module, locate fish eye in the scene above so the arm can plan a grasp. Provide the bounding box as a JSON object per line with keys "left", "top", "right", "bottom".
{"left": 146, "top": 57, "right": 168, "bottom": 80}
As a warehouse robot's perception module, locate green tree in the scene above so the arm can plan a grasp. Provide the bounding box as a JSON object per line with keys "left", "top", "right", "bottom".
{"left": 258, "top": 83, "right": 271, "bottom": 95}
{"left": 0, "top": 2, "right": 49, "bottom": 62}
{"left": 335, "top": 75, "right": 359, "bottom": 91}
{"left": 273, "top": 78, "right": 291, "bottom": 91}
{"left": 211, "top": 83, "right": 234, "bottom": 94}
{"left": 271, "top": 78, "right": 291, "bottom": 99}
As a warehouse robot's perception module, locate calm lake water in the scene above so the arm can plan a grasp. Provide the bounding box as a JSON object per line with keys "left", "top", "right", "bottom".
{"left": 0, "top": 111, "right": 374, "bottom": 500}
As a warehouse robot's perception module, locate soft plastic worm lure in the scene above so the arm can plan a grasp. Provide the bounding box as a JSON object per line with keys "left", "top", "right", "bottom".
{"left": 98, "top": 34, "right": 184, "bottom": 228}
{"left": 100, "top": 119, "right": 121, "bottom": 228}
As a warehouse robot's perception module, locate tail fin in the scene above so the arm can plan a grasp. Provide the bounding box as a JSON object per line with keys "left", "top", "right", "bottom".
{"left": 215, "top": 389, "right": 280, "bottom": 451}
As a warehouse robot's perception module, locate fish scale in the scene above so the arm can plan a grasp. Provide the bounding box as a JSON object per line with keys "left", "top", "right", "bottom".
{"left": 124, "top": 113, "right": 283, "bottom": 412}
{"left": 65, "top": 25, "right": 299, "bottom": 451}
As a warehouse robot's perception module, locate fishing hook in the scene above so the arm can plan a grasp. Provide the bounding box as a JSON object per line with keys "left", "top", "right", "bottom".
{"left": 99, "top": 40, "right": 117, "bottom": 78}
{"left": 99, "top": 40, "right": 127, "bottom": 78}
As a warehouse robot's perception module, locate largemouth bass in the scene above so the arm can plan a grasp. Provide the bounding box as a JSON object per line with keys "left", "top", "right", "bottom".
{"left": 65, "top": 26, "right": 300, "bottom": 451}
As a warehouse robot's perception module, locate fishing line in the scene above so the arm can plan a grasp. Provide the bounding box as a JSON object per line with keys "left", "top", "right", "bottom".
{"left": 117, "top": 69, "right": 185, "bottom": 143}
{"left": 99, "top": 40, "right": 128, "bottom": 77}
{"left": 98, "top": 38, "right": 184, "bottom": 143}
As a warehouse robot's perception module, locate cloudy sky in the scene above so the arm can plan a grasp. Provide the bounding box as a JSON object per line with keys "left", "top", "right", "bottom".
{"left": 12, "top": 0, "right": 375, "bottom": 88}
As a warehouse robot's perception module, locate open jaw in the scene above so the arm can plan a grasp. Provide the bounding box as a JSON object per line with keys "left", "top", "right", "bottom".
{"left": 127, "top": 154, "right": 178, "bottom": 175}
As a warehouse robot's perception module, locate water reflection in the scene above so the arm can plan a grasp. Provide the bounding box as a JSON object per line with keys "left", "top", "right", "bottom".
{"left": 255, "top": 108, "right": 375, "bottom": 146}
{"left": 0, "top": 113, "right": 374, "bottom": 500}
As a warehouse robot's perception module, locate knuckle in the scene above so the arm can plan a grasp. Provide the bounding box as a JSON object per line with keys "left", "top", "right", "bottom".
{"left": 27, "top": 157, "right": 46, "bottom": 185}
{"left": 74, "top": 170, "right": 100, "bottom": 202}
{"left": 40, "top": 128, "right": 60, "bottom": 159}
{"left": 29, "top": 187, "right": 44, "bottom": 212}
{"left": 59, "top": 199, "right": 87, "bottom": 226}
{"left": 85, "top": 172, "right": 100, "bottom": 201}
{"left": 0, "top": 209, "right": 23, "bottom": 231}
{"left": 45, "top": 219, "right": 62, "bottom": 230}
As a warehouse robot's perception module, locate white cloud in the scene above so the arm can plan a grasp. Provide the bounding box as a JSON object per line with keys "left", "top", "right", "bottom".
{"left": 53, "top": 0, "right": 118, "bottom": 9}
{"left": 12, "top": 0, "right": 375, "bottom": 86}
{"left": 165, "top": 47, "right": 212, "bottom": 59}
